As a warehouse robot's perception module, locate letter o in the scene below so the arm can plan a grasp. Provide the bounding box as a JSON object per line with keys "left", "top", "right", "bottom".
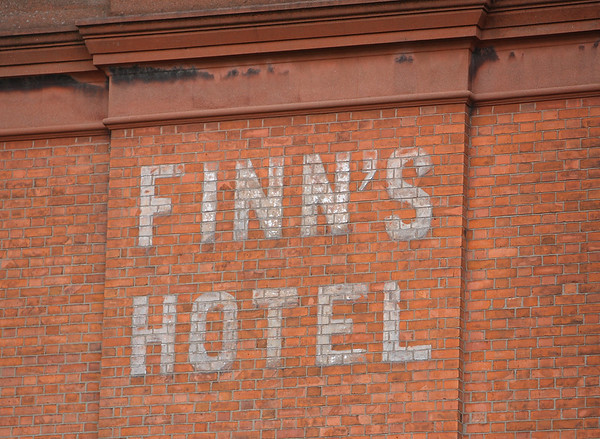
{"left": 189, "top": 291, "right": 238, "bottom": 372}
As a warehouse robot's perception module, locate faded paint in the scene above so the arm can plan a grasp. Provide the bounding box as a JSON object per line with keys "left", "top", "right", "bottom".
{"left": 189, "top": 291, "right": 238, "bottom": 372}
{"left": 253, "top": 288, "right": 299, "bottom": 367}
{"left": 385, "top": 147, "right": 432, "bottom": 241}
{"left": 138, "top": 164, "right": 184, "bottom": 247}
{"left": 359, "top": 150, "right": 378, "bottom": 191}
{"left": 129, "top": 281, "right": 433, "bottom": 375}
{"left": 234, "top": 158, "right": 284, "bottom": 241}
{"left": 302, "top": 152, "right": 350, "bottom": 237}
{"left": 382, "top": 281, "right": 431, "bottom": 362}
{"left": 201, "top": 162, "right": 218, "bottom": 243}
{"left": 130, "top": 295, "right": 177, "bottom": 375}
{"left": 316, "top": 283, "right": 367, "bottom": 366}
{"left": 138, "top": 151, "right": 433, "bottom": 246}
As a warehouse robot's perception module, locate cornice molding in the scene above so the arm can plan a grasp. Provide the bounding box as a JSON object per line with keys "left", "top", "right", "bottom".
{"left": 0, "top": 0, "right": 598, "bottom": 139}
{"left": 3, "top": 83, "right": 599, "bottom": 140}
{"left": 0, "top": 30, "right": 96, "bottom": 77}
{"left": 100, "top": 84, "right": 600, "bottom": 131}
{"left": 81, "top": 0, "right": 491, "bottom": 28}
{"left": 78, "top": 0, "right": 490, "bottom": 66}
{"left": 1, "top": 0, "right": 596, "bottom": 76}
{"left": 482, "top": 0, "right": 600, "bottom": 40}
{"left": 102, "top": 90, "right": 475, "bottom": 130}
{"left": 0, "top": 123, "right": 108, "bottom": 142}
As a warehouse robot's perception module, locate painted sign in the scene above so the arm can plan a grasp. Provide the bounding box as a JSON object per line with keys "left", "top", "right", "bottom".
{"left": 138, "top": 147, "right": 433, "bottom": 247}
{"left": 131, "top": 282, "right": 432, "bottom": 375}
{"left": 131, "top": 146, "right": 434, "bottom": 375}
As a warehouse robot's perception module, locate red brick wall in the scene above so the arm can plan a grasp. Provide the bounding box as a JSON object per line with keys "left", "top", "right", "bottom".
{"left": 1, "top": 98, "right": 599, "bottom": 439}
{"left": 0, "top": 136, "right": 110, "bottom": 438}
{"left": 100, "top": 105, "right": 468, "bottom": 438}
{"left": 465, "top": 98, "right": 600, "bottom": 437}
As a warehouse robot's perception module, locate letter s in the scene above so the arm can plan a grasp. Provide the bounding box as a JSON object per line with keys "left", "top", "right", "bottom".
{"left": 385, "top": 147, "right": 432, "bottom": 241}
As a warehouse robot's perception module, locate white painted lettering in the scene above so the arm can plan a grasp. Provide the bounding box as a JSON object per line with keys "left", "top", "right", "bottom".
{"left": 189, "top": 291, "right": 238, "bottom": 372}
{"left": 129, "top": 282, "right": 433, "bottom": 375}
{"left": 201, "top": 162, "right": 218, "bottom": 243}
{"left": 234, "top": 158, "right": 284, "bottom": 241}
{"left": 316, "top": 283, "right": 367, "bottom": 366}
{"left": 253, "top": 288, "right": 298, "bottom": 367}
{"left": 302, "top": 152, "right": 350, "bottom": 236}
{"left": 138, "top": 164, "right": 184, "bottom": 247}
{"left": 382, "top": 281, "right": 431, "bottom": 362}
{"left": 385, "top": 147, "right": 432, "bottom": 240}
{"left": 130, "top": 295, "right": 177, "bottom": 375}
{"left": 359, "top": 150, "right": 378, "bottom": 191}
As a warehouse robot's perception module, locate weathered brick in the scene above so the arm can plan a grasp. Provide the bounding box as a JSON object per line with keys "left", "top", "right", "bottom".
{"left": 2, "top": 84, "right": 599, "bottom": 439}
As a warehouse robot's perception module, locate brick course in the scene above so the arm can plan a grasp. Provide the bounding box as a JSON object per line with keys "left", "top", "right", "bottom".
{"left": 465, "top": 98, "right": 600, "bottom": 438}
{"left": 2, "top": 98, "right": 597, "bottom": 438}
{"left": 99, "top": 104, "right": 468, "bottom": 438}
{"left": 1, "top": 2, "right": 599, "bottom": 437}
{"left": 0, "top": 136, "right": 109, "bottom": 439}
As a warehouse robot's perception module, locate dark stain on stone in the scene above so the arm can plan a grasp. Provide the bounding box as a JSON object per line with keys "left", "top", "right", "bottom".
{"left": 579, "top": 45, "right": 585, "bottom": 51}
{"left": 197, "top": 71, "right": 214, "bottom": 80}
{"left": 593, "top": 40, "right": 600, "bottom": 49}
{"left": 509, "top": 51, "right": 516, "bottom": 59}
{"left": 395, "top": 54, "right": 414, "bottom": 64}
{"left": 243, "top": 68, "right": 260, "bottom": 77}
{"left": 267, "top": 65, "right": 275, "bottom": 73}
{"left": 0, "top": 73, "right": 107, "bottom": 93}
{"left": 225, "top": 69, "right": 239, "bottom": 79}
{"left": 470, "top": 46, "right": 499, "bottom": 79}
{"left": 110, "top": 66, "right": 214, "bottom": 83}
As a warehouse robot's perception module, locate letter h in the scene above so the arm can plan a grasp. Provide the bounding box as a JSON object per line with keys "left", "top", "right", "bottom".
{"left": 130, "top": 295, "right": 177, "bottom": 375}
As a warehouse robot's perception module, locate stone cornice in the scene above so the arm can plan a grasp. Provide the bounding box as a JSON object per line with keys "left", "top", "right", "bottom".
{"left": 0, "top": 0, "right": 599, "bottom": 139}
{"left": 1, "top": 0, "right": 597, "bottom": 77}
{"left": 0, "top": 30, "right": 95, "bottom": 78}
{"left": 0, "top": 123, "right": 108, "bottom": 142}
{"left": 78, "top": 0, "right": 490, "bottom": 66}
{"left": 101, "top": 90, "right": 475, "bottom": 130}
{"left": 482, "top": 0, "right": 600, "bottom": 40}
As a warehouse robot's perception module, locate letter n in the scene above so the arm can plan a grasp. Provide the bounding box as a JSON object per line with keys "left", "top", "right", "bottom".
{"left": 234, "top": 158, "right": 283, "bottom": 241}
{"left": 302, "top": 153, "right": 350, "bottom": 236}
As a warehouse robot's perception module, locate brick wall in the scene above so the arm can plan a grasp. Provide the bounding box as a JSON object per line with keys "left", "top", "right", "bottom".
{"left": 1, "top": 100, "right": 599, "bottom": 439}
{"left": 100, "top": 105, "right": 469, "bottom": 438}
{"left": 465, "top": 98, "right": 600, "bottom": 437}
{"left": 0, "top": 136, "right": 110, "bottom": 438}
